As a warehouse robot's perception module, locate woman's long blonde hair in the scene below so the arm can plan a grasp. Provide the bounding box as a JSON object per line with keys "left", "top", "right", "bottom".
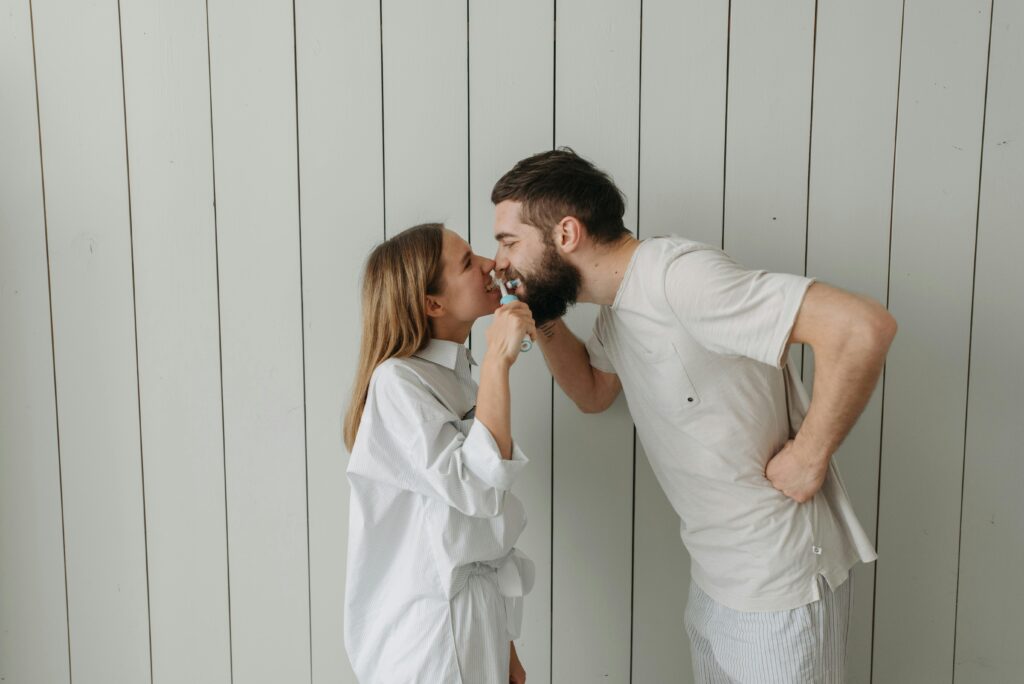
{"left": 343, "top": 223, "right": 446, "bottom": 451}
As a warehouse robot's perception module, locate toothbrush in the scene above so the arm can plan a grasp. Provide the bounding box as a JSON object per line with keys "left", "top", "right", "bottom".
{"left": 495, "top": 276, "right": 533, "bottom": 352}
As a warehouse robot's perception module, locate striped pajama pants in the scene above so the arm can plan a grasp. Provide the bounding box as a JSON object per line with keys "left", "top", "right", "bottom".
{"left": 685, "top": 575, "right": 852, "bottom": 683}
{"left": 450, "top": 565, "right": 511, "bottom": 684}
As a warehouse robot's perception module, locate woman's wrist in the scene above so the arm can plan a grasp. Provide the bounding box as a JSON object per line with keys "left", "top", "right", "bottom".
{"left": 482, "top": 348, "right": 513, "bottom": 372}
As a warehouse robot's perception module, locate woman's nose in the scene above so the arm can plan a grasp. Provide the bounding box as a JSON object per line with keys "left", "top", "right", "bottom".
{"left": 481, "top": 257, "right": 496, "bottom": 273}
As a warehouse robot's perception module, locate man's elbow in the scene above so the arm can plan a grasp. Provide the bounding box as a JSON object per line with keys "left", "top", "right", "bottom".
{"left": 858, "top": 304, "right": 898, "bottom": 356}
{"left": 573, "top": 387, "right": 616, "bottom": 414}
{"left": 577, "top": 398, "right": 611, "bottom": 414}
{"left": 872, "top": 307, "right": 898, "bottom": 347}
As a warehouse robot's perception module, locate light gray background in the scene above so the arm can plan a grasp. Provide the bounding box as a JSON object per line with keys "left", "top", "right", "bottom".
{"left": 2, "top": 0, "right": 1020, "bottom": 682}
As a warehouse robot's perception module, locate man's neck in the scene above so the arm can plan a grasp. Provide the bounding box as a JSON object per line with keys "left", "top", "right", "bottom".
{"left": 576, "top": 235, "right": 642, "bottom": 306}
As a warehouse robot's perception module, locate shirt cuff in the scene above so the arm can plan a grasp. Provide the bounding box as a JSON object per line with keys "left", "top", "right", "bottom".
{"left": 768, "top": 276, "right": 817, "bottom": 368}
{"left": 461, "top": 420, "right": 529, "bottom": 490}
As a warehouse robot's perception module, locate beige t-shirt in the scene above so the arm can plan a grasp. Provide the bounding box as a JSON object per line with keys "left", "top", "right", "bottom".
{"left": 586, "top": 236, "right": 876, "bottom": 612}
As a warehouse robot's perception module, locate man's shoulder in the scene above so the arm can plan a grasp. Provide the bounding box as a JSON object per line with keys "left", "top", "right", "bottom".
{"left": 634, "top": 236, "right": 724, "bottom": 285}
{"left": 625, "top": 236, "right": 723, "bottom": 307}
{"left": 641, "top": 234, "right": 720, "bottom": 261}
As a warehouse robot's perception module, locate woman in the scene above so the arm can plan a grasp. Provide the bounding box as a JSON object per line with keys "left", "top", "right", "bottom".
{"left": 343, "top": 223, "right": 535, "bottom": 683}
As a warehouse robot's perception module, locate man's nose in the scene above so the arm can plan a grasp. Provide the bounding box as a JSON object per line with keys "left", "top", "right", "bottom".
{"left": 492, "top": 252, "right": 509, "bottom": 272}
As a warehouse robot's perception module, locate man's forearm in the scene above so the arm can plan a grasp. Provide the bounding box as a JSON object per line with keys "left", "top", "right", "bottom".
{"left": 535, "top": 319, "right": 602, "bottom": 411}
{"left": 795, "top": 319, "right": 896, "bottom": 464}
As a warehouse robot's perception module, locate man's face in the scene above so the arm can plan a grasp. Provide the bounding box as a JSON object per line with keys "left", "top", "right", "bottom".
{"left": 492, "top": 200, "right": 582, "bottom": 325}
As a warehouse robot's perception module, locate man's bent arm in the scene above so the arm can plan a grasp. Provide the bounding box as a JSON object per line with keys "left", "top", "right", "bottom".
{"left": 535, "top": 319, "right": 621, "bottom": 413}
{"left": 789, "top": 282, "right": 897, "bottom": 465}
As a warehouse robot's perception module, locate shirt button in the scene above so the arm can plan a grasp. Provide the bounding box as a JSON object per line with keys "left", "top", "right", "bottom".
{"left": 812, "top": 545, "right": 823, "bottom": 555}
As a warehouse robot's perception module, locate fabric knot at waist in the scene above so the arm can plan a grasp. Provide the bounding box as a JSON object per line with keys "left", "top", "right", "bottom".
{"left": 466, "top": 549, "right": 535, "bottom": 639}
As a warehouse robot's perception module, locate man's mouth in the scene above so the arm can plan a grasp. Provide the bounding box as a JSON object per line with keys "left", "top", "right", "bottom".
{"left": 487, "top": 271, "right": 524, "bottom": 295}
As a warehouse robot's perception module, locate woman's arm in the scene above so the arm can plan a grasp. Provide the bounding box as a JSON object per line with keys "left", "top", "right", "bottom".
{"left": 475, "top": 301, "right": 536, "bottom": 459}
{"left": 509, "top": 641, "right": 526, "bottom": 684}
{"left": 475, "top": 352, "right": 513, "bottom": 459}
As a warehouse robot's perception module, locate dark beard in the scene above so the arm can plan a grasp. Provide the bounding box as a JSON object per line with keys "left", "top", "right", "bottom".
{"left": 513, "top": 243, "right": 582, "bottom": 325}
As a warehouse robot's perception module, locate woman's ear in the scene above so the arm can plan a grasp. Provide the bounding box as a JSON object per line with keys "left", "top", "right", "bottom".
{"left": 425, "top": 294, "right": 445, "bottom": 319}
{"left": 556, "top": 216, "right": 583, "bottom": 254}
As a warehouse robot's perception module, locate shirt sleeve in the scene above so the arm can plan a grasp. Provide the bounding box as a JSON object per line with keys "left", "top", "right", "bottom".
{"left": 663, "top": 248, "right": 816, "bottom": 368}
{"left": 348, "top": 363, "right": 528, "bottom": 518}
{"left": 585, "top": 315, "right": 616, "bottom": 374}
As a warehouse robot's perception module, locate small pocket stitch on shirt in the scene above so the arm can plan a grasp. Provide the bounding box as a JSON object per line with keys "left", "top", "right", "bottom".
{"left": 637, "top": 341, "right": 702, "bottom": 414}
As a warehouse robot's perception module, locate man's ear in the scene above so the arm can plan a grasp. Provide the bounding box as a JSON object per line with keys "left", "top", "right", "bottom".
{"left": 425, "top": 294, "right": 445, "bottom": 319}
{"left": 555, "top": 216, "right": 584, "bottom": 254}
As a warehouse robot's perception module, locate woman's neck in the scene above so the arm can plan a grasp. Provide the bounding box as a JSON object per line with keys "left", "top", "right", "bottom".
{"left": 428, "top": 319, "right": 472, "bottom": 345}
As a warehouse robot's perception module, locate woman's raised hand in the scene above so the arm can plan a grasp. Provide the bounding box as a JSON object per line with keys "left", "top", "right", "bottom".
{"left": 485, "top": 301, "right": 536, "bottom": 365}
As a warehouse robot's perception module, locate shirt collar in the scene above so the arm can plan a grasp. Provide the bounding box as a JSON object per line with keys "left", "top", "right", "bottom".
{"left": 611, "top": 239, "right": 645, "bottom": 310}
{"left": 413, "top": 338, "right": 475, "bottom": 369}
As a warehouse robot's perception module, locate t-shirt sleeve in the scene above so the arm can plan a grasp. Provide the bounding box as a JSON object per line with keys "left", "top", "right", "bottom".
{"left": 585, "top": 316, "right": 616, "bottom": 374}
{"left": 663, "top": 248, "right": 815, "bottom": 368}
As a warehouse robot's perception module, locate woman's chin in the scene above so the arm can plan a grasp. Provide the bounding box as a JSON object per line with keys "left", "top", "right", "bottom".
{"left": 482, "top": 288, "right": 502, "bottom": 313}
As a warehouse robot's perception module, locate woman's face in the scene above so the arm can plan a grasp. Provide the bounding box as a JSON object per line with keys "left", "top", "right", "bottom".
{"left": 428, "top": 229, "right": 501, "bottom": 326}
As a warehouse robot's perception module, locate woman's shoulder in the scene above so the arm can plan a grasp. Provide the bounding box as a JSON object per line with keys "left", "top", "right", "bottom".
{"left": 368, "top": 356, "right": 433, "bottom": 398}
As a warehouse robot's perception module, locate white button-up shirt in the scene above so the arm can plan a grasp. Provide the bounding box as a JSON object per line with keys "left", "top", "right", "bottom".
{"left": 586, "top": 236, "right": 877, "bottom": 612}
{"left": 345, "top": 339, "right": 533, "bottom": 682}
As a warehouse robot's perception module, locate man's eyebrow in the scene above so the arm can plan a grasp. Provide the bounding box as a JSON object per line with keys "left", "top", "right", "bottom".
{"left": 494, "top": 232, "right": 515, "bottom": 242}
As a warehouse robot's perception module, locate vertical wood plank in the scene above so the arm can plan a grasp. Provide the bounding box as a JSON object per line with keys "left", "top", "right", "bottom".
{"left": 631, "top": 446, "right": 694, "bottom": 683}
{"left": 954, "top": 1, "right": 1023, "bottom": 681}
{"left": 381, "top": 0, "right": 467, "bottom": 236}
{"left": 0, "top": 0, "right": 71, "bottom": 680}
{"left": 468, "top": 1, "right": 555, "bottom": 681}
{"left": 803, "top": 0, "right": 902, "bottom": 681}
{"left": 119, "top": 1, "right": 232, "bottom": 680}
{"left": 31, "top": 0, "right": 153, "bottom": 679}
{"left": 637, "top": 0, "right": 729, "bottom": 248}
{"left": 206, "top": 0, "right": 310, "bottom": 679}
{"left": 295, "top": 0, "right": 383, "bottom": 681}
{"left": 633, "top": 0, "right": 728, "bottom": 680}
{"left": 873, "top": 0, "right": 992, "bottom": 681}
{"left": 723, "top": 0, "right": 815, "bottom": 277}
{"left": 554, "top": 1, "right": 640, "bottom": 680}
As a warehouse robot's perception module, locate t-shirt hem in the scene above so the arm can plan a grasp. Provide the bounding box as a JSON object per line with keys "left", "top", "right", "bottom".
{"left": 690, "top": 555, "right": 869, "bottom": 613}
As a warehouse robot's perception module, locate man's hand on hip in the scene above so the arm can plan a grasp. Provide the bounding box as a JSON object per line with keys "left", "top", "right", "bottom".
{"left": 765, "top": 439, "right": 829, "bottom": 503}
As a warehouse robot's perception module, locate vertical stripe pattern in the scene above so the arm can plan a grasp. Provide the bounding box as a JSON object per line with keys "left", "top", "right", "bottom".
{"left": 685, "top": 576, "right": 852, "bottom": 683}
{"left": 0, "top": 1, "right": 1016, "bottom": 681}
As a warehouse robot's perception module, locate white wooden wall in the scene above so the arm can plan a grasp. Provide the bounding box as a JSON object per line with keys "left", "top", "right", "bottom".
{"left": 1, "top": 1, "right": 1021, "bottom": 683}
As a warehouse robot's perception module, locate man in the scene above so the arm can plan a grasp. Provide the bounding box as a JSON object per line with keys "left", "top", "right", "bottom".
{"left": 490, "top": 148, "right": 896, "bottom": 682}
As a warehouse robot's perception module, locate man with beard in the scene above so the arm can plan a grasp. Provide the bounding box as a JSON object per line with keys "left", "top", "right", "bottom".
{"left": 489, "top": 148, "right": 897, "bottom": 683}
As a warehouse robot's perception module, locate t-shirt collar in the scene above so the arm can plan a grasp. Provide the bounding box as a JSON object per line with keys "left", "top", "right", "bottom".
{"left": 611, "top": 239, "right": 646, "bottom": 310}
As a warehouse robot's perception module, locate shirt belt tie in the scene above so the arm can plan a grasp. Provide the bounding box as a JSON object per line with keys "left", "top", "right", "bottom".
{"left": 472, "top": 549, "right": 535, "bottom": 639}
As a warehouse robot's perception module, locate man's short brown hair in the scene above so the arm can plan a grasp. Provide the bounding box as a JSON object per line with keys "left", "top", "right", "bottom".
{"left": 491, "top": 148, "right": 631, "bottom": 245}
